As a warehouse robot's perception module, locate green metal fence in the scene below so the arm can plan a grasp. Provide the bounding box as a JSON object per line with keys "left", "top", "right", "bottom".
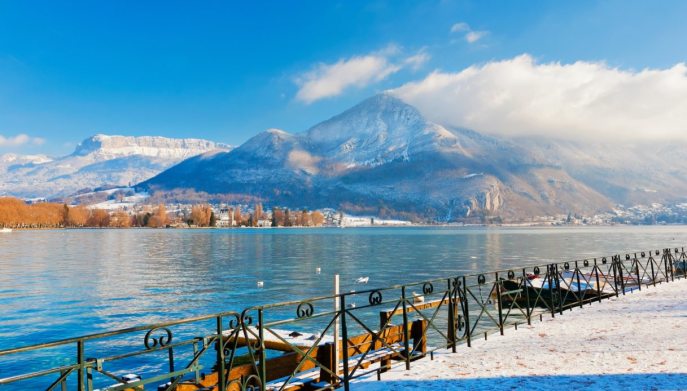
{"left": 1, "top": 247, "right": 684, "bottom": 391}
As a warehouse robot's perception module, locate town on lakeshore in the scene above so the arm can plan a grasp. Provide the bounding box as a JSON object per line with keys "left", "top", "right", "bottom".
{"left": 1, "top": 188, "right": 686, "bottom": 229}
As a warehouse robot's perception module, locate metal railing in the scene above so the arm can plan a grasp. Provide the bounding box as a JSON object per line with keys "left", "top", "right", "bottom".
{"left": 1, "top": 247, "right": 685, "bottom": 391}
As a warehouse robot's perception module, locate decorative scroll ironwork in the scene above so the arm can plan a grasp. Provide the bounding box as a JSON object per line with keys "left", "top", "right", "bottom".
{"left": 422, "top": 282, "right": 434, "bottom": 295}
{"left": 296, "top": 302, "right": 314, "bottom": 318}
{"left": 368, "top": 290, "right": 383, "bottom": 305}
{"left": 144, "top": 327, "right": 173, "bottom": 350}
{"left": 477, "top": 274, "right": 486, "bottom": 284}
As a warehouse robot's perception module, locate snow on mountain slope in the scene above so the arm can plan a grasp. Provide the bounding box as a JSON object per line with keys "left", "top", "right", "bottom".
{"left": 141, "top": 94, "right": 617, "bottom": 221}
{"left": 0, "top": 135, "right": 230, "bottom": 199}
{"left": 306, "top": 94, "right": 472, "bottom": 169}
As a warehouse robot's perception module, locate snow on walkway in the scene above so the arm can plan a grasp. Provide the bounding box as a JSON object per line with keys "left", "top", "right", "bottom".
{"left": 354, "top": 279, "right": 687, "bottom": 390}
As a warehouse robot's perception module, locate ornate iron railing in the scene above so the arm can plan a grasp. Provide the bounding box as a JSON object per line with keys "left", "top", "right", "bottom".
{"left": 1, "top": 247, "right": 684, "bottom": 391}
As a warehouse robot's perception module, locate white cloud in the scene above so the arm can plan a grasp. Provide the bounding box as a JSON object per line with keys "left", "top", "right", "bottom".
{"left": 295, "top": 55, "right": 401, "bottom": 104}
{"left": 390, "top": 54, "right": 687, "bottom": 141}
{"left": 403, "top": 50, "right": 431, "bottom": 71}
{"left": 450, "top": 21, "right": 488, "bottom": 44}
{"left": 465, "top": 31, "right": 487, "bottom": 43}
{"left": 295, "top": 47, "right": 429, "bottom": 103}
{"left": 0, "top": 134, "right": 44, "bottom": 147}
{"left": 450, "top": 22, "right": 470, "bottom": 33}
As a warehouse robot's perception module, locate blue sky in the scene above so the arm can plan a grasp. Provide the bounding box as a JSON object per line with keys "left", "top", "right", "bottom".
{"left": 1, "top": 0, "right": 686, "bottom": 155}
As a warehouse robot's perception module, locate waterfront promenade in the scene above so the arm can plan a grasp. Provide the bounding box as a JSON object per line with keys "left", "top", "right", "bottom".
{"left": 355, "top": 278, "right": 687, "bottom": 390}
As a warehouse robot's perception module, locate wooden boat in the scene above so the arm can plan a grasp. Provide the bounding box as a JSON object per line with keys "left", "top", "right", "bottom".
{"left": 499, "top": 274, "right": 612, "bottom": 309}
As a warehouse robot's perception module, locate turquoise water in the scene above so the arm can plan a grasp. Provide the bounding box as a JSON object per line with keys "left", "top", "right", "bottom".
{"left": 1, "top": 225, "right": 686, "bottom": 349}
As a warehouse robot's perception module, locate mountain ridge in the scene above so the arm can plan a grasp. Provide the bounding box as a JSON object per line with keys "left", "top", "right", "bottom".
{"left": 0, "top": 134, "right": 231, "bottom": 199}
{"left": 140, "top": 94, "right": 637, "bottom": 221}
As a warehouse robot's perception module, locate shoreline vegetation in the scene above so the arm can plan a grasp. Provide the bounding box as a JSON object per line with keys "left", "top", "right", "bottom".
{"left": 0, "top": 196, "right": 328, "bottom": 229}
{"left": 1, "top": 196, "right": 681, "bottom": 231}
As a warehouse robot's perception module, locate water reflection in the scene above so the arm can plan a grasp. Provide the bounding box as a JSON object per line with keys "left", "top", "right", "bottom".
{"left": 0, "top": 226, "right": 685, "bottom": 347}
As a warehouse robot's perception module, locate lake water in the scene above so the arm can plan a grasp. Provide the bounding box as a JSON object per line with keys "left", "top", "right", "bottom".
{"left": 2, "top": 225, "right": 686, "bottom": 351}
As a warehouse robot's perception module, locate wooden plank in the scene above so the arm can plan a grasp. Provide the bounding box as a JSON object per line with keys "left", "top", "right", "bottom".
{"left": 379, "top": 298, "right": 449, "bottom": 327}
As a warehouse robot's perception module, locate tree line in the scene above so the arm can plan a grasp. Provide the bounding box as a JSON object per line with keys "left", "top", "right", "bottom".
{"left": 0, "top": 197, "right": 170, "bottom": 229}
{"left": 0, "top": 198, "right": 326, "bottom": 229}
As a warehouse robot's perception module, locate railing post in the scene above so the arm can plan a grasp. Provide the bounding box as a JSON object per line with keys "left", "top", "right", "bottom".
{"left": 86, "top": 365, "right": 93, "bottom": 391}
{"left": 339, "top": 295, "right": 350, "bottom": 391}
{"left": 168, "top": 346, "right": 175, "bottom": 383}
{"left": 77, "top": 339, "right": 85, "bottom": 391}
{"left": 216, "top": 316, "right": 226, "bottom": 391}
{"left": 60, "top": 370, "right": 68, "bottom": 391}
{"left": 664, "top": 250, "right": 673, "bottom": 282}
{"left": 447, "top": 278, "right": 456, "bottom": 352}
{"left": 555, "top": 264, "right": 563, "bottom": 315}
{"left": 649, "top": 254, "right": 657, "bottom": 286}
{"left": 633, "top": 258, "right": 641, "bottom": 291}
{"left": 611, "top": 259, "right": 619, "bottom": 297}
{"left": 617, "top": 256, "right": 626, "bottom": 295}
{"left": 258, "top": 309, "right": 267, "bottom": 391}
{"left": 574, "top": 261, "right": 583, "bottom": 306}
{"left": 401, "top": 286, "right": 411, "bottom": 370}
{"left": 462, "top": 276, "right": 471, "bottom": 347}
{"left": 594, "top": 259, "right": 602, "bottom": 302}
{"left": 546, "top": 265, "right": 555, "bottom": 318}
{"left": 193, "top": 340, "right": 201, "bottom": 384}
{"left": 494, "top": 272, "right": 504, "bottom": 335}
{"left": 522, "top": 268, "right": 531, "bottom": 325}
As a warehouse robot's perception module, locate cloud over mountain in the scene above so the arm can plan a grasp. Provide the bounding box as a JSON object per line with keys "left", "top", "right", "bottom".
{"left": 0, "top": 133, "right": 44, "bottom": 147}
{"left": 391, "top": 54, "right": 687, "bottom": 141}
{"left": 294, "top": 47, "right": 430, "bottom": 103}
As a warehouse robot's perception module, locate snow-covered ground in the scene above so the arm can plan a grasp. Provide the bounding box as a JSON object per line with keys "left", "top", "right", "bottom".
{"left": 354, "top": 279, "right": 687, "bottom": 390}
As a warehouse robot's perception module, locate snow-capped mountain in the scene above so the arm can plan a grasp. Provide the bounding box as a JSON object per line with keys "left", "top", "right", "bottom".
{"left": 141, "top": 94, "right": 627, "bottom": 221}
{"left": 0, "top": 135, "right": 231, "bottom": 199}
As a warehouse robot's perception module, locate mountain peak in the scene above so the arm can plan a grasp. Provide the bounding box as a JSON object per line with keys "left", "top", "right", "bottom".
{"left": 305, "top": 93, "right": 427, "bottom": 147}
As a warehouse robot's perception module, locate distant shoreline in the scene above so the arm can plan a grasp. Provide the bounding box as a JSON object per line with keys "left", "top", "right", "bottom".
{"left": 6, "top": 222, "right": 687, "bottom": 232}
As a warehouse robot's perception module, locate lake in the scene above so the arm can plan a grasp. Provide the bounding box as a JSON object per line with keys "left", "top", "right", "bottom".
{"left": 1, "top": 225, "right": 686, "bottom": 350}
